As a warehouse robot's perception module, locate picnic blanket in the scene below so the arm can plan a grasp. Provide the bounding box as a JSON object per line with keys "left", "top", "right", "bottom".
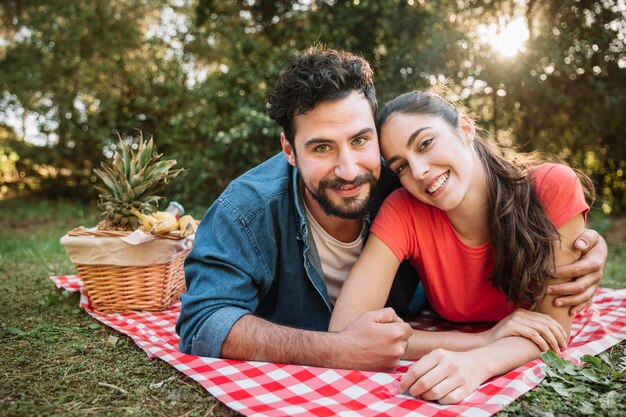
{"left": 51, "top": 275, "right": 626, "bottom": 417}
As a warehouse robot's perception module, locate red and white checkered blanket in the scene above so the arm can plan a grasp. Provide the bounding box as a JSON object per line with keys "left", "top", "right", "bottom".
{"left": 51, "top": 275, "right": 626, "bottom": 417}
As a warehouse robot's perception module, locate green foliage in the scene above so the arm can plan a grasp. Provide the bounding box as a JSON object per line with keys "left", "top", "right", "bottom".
{"left": 1, "top": 0, "right": 625, "bottom": 213}
{"left": 531, "top": 350, "right": 626, "bottom": 416}
{"left": 94, "top": 131, "right": 185, "bottom": 230}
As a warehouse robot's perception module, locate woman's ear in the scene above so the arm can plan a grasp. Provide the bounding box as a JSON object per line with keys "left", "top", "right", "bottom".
{"left": 458, "top": 114, "right": 475, "bottom": 144}
{"left": 280, "top": 132, "right": 297, "bottom": 167}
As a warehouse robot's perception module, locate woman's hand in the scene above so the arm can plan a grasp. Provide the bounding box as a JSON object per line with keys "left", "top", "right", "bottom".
{"left": 481, "top": 309, "right": 568, "bottom": 353}
{"left": 399, "top": 348, "right": 489, "bottom": 404}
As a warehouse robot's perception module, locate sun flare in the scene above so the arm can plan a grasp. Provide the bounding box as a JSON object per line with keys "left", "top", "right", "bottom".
{"left": 477, "top": 17, "right": 530, "bottom": 58}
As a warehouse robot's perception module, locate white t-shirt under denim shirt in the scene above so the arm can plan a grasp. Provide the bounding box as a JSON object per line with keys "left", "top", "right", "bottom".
{"left": 304, "top": 204, "right": 363, "bottom": 305}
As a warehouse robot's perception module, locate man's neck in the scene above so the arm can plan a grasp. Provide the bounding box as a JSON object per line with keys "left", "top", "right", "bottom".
{"left": 303, "top": 192, "right": 363, "bottom": 243}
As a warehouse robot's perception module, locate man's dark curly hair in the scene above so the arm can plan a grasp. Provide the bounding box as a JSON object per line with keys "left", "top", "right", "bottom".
{"left": 267, "top": 46, "right": 377, "bottom": 148}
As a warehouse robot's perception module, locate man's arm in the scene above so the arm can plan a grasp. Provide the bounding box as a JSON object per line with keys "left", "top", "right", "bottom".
{"left": 177, "top": 197, "right": 412, "bottom": 369}
{"left": 549, "top": 228, "right": 607, "bottom": 314}
{"left": 221, "top": 309, "right": 412, "bottom": 371}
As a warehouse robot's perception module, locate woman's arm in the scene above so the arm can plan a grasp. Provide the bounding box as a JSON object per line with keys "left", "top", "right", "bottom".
{"left": 329, "top": 235, "right": 401, "bottom": 331}
{"left": 536, "top": 213, "right": 587, "bottom": 334}
{"left": 399, "top": 213, "right": 586, "bottom": 404}
{"left": 331, "top": 235, "right": 567, "bottom": 357}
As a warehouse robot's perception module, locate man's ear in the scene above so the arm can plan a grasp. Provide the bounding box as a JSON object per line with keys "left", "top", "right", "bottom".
{"left": 281, "top": 132, "right": 296, "bottom": 167}
{"left": 458, "top": 114, "right": 475, "bottom": 144}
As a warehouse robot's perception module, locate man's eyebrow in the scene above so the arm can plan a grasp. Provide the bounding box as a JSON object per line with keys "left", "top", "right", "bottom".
{"left": 351, "top": 127, "right": 375, "bottom": 139}
{"left": 303, "top": 127, "right": 375, "bottom": 147}
{"left": 385, "top": 127, "right": 431, "bottom": 166}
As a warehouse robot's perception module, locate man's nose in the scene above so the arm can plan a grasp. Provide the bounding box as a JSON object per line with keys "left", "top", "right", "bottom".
{"left": 335, "top": 150, "right": 359, "bottom": 182}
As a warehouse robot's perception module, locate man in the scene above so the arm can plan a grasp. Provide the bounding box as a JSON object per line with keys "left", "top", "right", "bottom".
{"left": 176, "top": 46, "right": 606, "bottom": 371}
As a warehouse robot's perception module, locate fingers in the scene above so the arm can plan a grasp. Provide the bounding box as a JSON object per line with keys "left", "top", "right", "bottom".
{"left": 515, "top": 314, "right": 566, "bottom": 352}
{"left": 553, "top": 284, "right": 598, "bottom": 310}
{"left": 400, "top": 351, "right": 473, "bottom": 404}
{"left": 575, "top": 228, "right": 600, "bottom": 252}
{"left": 368, "top": 307, "right": 413, "bottom": 341}
{"left": 549, "top": 274, "right": 596, "bottom": 295}
{"left": 490, "top": 310, "right": 568, "bottom": 352}
{"left": 553, "top": 240, "right": 605, "bottom": 280}
{"left": 399, "top": 353, "right": 437, "bottom": 395}
{"left": 569, "top": 299, "right": 591, "bottom": 316}
{"left": 369, "top": 307, "right": 402, "bottom": 324}
{"left": 553, "top": 260, "right": 594, "bottom": 280}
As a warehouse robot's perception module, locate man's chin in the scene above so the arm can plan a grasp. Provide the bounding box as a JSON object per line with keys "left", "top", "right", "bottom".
{"left": 320, "top": 196, "right": 372, "bottom": 220}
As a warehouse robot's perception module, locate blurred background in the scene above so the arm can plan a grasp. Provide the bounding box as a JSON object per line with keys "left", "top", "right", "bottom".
{"left": 1, "top": 0, "right": 625, "bottom": 214}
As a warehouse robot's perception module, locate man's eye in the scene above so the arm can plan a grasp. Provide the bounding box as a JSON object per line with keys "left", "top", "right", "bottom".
{"left": 353, "top": 137, "right": 366, "bottom": 145}
{"left": 315, "top": 144, "right": 331, "bottom": 153}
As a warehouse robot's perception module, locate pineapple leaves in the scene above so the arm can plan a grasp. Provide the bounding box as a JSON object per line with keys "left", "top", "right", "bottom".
{"left": 94, "top": 130, "right": 186, "bottom": 231}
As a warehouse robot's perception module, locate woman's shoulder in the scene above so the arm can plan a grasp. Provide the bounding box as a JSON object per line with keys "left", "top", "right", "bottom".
{"left": 379, "top": 188, "right": 444, "bottom": 225}
{"left": 385, "top": 187, "right": 432, "bottom": 211}
{"left": 530, "top": 162, "right": 579, "bottom": 190}
{"left": 530, "top": 162, "right": 588, "bottom": 227}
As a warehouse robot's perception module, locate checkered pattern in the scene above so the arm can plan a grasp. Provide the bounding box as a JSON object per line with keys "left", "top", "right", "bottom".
{"left": 51, "top": 275, "right": 626, "bottom": 417}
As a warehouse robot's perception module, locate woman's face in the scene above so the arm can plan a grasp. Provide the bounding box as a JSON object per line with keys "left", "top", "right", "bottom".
{"left": 379, "top": 112, "right": 480, "bottom": 212}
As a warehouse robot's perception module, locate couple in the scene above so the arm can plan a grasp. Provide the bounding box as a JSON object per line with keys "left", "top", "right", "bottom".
{"left": 176, "top": 46, "right": 606, "bottom": 404}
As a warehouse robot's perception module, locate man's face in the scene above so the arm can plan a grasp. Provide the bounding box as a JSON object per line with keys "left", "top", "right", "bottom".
{"left": 281, "top": 91, "right": 381, "bottom": 220}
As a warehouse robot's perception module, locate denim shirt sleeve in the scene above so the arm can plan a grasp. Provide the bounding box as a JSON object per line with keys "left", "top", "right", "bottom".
{"left": 175, "top": 197, "right": 270, "bottom": 357}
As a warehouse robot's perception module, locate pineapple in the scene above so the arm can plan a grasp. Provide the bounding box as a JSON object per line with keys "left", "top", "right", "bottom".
{"left": 94, "top": 131, "right": 185, "bottom": 231}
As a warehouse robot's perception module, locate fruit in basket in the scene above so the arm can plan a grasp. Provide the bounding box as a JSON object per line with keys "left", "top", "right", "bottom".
{"left": 130, "top": 208, "right": 157, "bottom": 232}
{"left": 151, "top": 211, "right": 180, "bottom": 234}
{"left": 178, "top": 215, "right": 197, "bottom": 238}
{"left": 94, "top": 131, "right": 185, "bottom": 231}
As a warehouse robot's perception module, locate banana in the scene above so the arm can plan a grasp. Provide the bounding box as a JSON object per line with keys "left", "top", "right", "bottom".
{"left": 178, "top": 215, "right": 197, "bottom": 238}
{"left": 130, "top": 208, "right": 157, "bottom": 232}
{"left": 151, "top": 211, "right": 179, "bottom": 234}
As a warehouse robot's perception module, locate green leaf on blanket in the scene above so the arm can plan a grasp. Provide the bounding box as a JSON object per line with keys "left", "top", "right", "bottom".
{"left": 541, "top": 349, "right": 626, "bottom": 398}
{"left": 579, "top": 401, "right": 596, "bottom": 415}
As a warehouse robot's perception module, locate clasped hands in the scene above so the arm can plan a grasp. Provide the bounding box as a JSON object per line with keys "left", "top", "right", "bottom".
{"left": 340, "top": 307, "right": 567, "bottom": 404}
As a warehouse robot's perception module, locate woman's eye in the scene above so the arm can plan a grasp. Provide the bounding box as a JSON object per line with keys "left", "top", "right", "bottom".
{"left": 395, "top": 162, "right": 408, "bottom": 175}
{"left": 419, "top": 138, "right": 433, "bottom": 151}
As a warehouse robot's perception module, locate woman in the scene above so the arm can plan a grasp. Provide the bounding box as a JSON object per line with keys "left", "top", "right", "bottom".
{"left": 329, "top": 90, "right": 593, "bottom": 404}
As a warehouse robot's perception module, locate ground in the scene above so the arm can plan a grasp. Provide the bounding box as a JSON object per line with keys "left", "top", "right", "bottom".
{"left": 0, "top": 198, "right": 624, "bottom": 417}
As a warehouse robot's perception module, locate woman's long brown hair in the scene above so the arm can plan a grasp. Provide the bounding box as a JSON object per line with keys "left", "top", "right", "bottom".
{"left": 377, "top": 90, "right": 594, "bottom": 307}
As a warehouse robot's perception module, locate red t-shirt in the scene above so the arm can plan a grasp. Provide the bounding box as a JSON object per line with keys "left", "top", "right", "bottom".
{"left": 371, "top": 163, "right": 589, "bottom": 322}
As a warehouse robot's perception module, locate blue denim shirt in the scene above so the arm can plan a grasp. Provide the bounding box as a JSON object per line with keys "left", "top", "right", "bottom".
{"left": 176, "top": 152, "right": 424, "bottom": 357}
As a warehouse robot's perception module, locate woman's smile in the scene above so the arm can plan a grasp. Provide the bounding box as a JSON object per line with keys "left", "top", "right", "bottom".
{"left": 426, "top": 171, "right": 450, "bottom": 195}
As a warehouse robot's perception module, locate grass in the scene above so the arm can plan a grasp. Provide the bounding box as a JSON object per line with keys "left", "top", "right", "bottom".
{"left": 0, "top": 198, "right": 624, "bottom": 417}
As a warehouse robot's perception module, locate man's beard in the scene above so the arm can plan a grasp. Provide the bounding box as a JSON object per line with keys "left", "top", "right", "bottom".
{"left": 304, "top": 173, "right": 378, "bottom": 220}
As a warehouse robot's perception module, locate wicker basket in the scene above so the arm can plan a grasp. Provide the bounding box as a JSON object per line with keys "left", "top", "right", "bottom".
{"left": 65, "top": 227, "right": 190, "bottom": 313}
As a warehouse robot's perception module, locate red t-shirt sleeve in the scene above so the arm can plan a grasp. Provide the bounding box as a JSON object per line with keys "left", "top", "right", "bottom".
{"left": 532, "top": 163, "right": 589, "bottom": 228}
{"left": 371, "top": 189, "right": 416, "bottom": 262}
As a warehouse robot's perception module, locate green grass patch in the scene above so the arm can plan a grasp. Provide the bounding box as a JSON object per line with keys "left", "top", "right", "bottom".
{"left": 0, "top": 197, "right": 237, "bottom": 417}
{"left": 0, "top": 197, "right": 624, "bottom": 416}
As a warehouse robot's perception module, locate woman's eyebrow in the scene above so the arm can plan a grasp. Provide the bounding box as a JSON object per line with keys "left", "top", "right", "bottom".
{"left": 385, "top": 126, "right": 431, "bottom": 166}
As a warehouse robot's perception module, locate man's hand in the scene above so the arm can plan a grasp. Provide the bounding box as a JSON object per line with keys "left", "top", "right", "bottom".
{"left": 481, "top": 309, "right": 568, "bottom": 354}
{"left": 399, "top": 348, "right": 489, "bottom": 404}
{"left": 337, "top": 307, "right": 412, "bottom": 372}
{"left": 550, "top": 228, "right": 607, "bottom": 315}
